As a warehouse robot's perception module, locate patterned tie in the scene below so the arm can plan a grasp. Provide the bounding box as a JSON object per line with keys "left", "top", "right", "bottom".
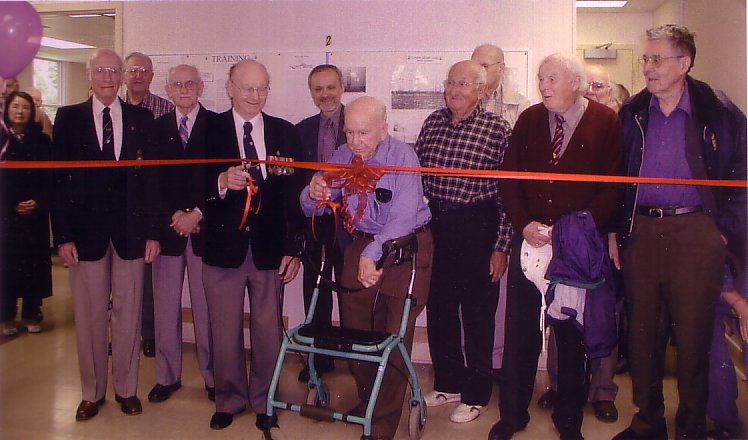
{"left": 102, "top": 107, "right": 115, "bottom": 160}
{"left": 179, "top": 115, "right": 189, "bottom": 148}
{"left": 550, "top": 113, "right": 565, "bottom": 165}
{"left": 243, "top": 121, "right": 264, "bottom": 185}
{"left": 319, "top": 117, "right": 337, "bottom": 163}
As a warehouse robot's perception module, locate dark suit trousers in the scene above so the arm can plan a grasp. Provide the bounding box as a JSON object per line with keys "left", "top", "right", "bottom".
{"left": 426, "top": 203, "right": 500, "bottom": 406}
{"left": 301, "top": 215, "right": 344, "bottom": 351}
{"left": 622, "top": 212, "right": 724, "bottom": 438}
{"left": 203, "top": 243, "right": 282, "bottom": 415}
{"left": 340, "top": 229, "right": 433, "bottom": 438}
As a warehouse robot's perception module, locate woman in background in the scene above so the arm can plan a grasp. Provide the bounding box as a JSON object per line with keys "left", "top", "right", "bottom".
{"left": 0, "top": 91, "right": 53, "bottom": 336}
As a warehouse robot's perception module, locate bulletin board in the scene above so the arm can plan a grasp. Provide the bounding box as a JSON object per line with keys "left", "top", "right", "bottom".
{"left": 148, "top": 49, "right": 529, "bottom": 135}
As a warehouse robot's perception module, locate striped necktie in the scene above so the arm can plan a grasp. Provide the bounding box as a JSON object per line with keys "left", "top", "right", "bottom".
{"left": 179, "top": 115, "right": 189, "bottom": 148}
{"left": 102, "top": 107, "right": 115, "bottom": 160}
{"left": 550, "top": 113, "right": 565, "bottom": 165}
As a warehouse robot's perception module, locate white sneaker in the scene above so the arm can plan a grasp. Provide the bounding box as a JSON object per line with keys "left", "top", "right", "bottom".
{"left": 25, "top": 322, "right": 41, "bottom": 333}
{"left": 449, "top": 403, "right": 486, "bottom": 423}
{"left": 423, "top": 390, "right": 461, "bottom": 407}
{"left": 2, "top": 323, "right": 18, "bottom": 336}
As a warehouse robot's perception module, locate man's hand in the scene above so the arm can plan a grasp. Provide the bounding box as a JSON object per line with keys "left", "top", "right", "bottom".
{"left": 522, "top": 221, "right": 552, "bottom": 248}
{"left": 219, "top": 165, "right": 250, "bottom": 191}
{"left": 58, "top": 242, "right": 79, "bottom": 266}
{"left": 489, "top": 251, "right": 507, "bottom": 283}
{"left": 279, "top": 256, "right": 300, "bottom": 284}
{"left": 15, "top": 199, "right": 38, "bottom": 215}
{"left": 358, "top": 256, "right": 383, "bottom": 288}
{"left": 171, "top": 210, "right": 201, "bottom": 236}
{"left": 607, "top": 232, "right": 621, "bottom": 270}
{"left": 308, "top": 175, "right": 330, "bottom": 201}
{"left": 144, "top": 240, "right": 160, "bottom": 263}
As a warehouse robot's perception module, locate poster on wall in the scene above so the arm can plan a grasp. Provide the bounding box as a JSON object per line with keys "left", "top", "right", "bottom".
{"left": 330, "top": 50, "right": 529, "bottom": 145}
{"left": 147, "top": 52, "right": 327, "bottom": 124}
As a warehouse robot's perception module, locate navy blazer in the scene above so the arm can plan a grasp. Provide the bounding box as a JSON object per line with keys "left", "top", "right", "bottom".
{"left": 153, "top": 105, "right": 217, "bottom": 257}
{"left": 202, "top": 110, "right": 304, "bottom": 270}
{"left": 51, "top": 97, "right": 158, "bottom": 261}
{"left": 295, "top": 106, "right": 346, "bottom": 186}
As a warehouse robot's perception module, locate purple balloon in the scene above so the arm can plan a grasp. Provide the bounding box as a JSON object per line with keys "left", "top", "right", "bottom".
{"left": 0, "top": 2, "right": 42, "bottom": 78}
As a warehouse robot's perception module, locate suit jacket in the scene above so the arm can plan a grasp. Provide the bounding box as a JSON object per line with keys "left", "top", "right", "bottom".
{"left": 51, "top": 97, "right": 158, "bottom": 261}
{"left": 203, "top": 110, "right": 304, "bottom": 270}
{"left": 153, "top": 104, "right": 217, "bottom": 257}
{"left": 295, "top": 106, "right": 346, "bottom": 186}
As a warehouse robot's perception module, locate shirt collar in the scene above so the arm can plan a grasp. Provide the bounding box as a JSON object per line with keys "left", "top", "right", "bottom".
{"left": 445, "top": 103, "right": 483, "bottom": 124}
{"left": 92, "top": 95, "right": 122, "bottom": 115}
{"left": 232, "top": 108, "right": 263, "bottom": 127}
{"left": 177, "top": 103, "right": 201, "bottom": 122}
{"left": 320, "top": 107, "right": 341, "bottom": 128}
{"left": 648, "top": 80, "right": 692, "bottom": 116}
{"left": 550, "top": 95, "right": 586, "bottom": 126}
{"left": 366, "top": 134, "right": 392, "bottom": 166}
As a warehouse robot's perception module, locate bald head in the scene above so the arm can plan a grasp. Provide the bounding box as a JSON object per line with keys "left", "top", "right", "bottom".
{"left": 226, "top": 59, "right": 271, "bottom": 120}
{"left": 26, "top": 87, "right": 43, "bottom": 108}
{"left": 584, "top": 64, "right": 615, "bottom": 107}
{"left": 87, "top": 48, "right": 124, "bottom": 106}
{"left": 471, "top": 44, "right": 506, "bottom": 93}
{"left": 344, "top": 96, "right": 388, "bottom": 161}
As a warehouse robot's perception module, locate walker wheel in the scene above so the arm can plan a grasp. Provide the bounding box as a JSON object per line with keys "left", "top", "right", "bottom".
{"left": 408, "top": 399, "right": 426, "bottom": 439}
{"left": 305, "top": 382, "right": 329, "bottom": 408}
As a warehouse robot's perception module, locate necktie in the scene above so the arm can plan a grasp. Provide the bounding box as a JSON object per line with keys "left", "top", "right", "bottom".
{"left": 102, "top": 107, "right": 115, "bottom": 160}
{"left": 550, "top": 113, "right": 565, "bottom": 165}
{"left": 319, "top": 117, "right": 337, "bottom": 163}
{"left": 243, "top": 121, "right": 264, "bottom": 185}
{"left": 179, "top": 115, "right": 189, "bottom": 148}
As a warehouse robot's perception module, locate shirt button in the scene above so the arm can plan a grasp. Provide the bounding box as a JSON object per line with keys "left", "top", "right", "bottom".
{"left": 245, "top": 227, "right": 251, "bottom": 232}
{"left": 548, "top": 199, "right": 553, "bottom": 204}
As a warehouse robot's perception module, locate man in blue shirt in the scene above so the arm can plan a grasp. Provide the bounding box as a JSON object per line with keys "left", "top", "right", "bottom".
{"left": 300, "top": 96, "right": 433, "bottom": 440}
{"left": 615, "top": 24, "right": 746, "bottom": 440}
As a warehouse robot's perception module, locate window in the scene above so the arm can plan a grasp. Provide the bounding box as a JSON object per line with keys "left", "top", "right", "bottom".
{"left": 33, "top": 58, "right": 62, "bottom": 120}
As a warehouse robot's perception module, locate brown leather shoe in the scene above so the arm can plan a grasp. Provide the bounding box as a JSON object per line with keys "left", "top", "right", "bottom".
{"left": 592, "top": 400, "right": 618, "bottom": 423}
{"left": 115, "top": 395, "right": 142, "bottom": 415}
{"left": 75, "top": 398, "right": 105, "bottom": 421}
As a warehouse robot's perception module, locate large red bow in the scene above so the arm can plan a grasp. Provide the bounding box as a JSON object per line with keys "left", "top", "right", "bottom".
{"left": 312, "top": 155, "right": 384, "bottom": 241}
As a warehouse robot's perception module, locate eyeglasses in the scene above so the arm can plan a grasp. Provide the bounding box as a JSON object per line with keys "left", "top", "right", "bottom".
{"left": 230, "top": 79, "right": 270, "bottom": 97}
{"left": 588, "top": 81, "right": 609, "bottom": 90}
{"left": 638, "top": 54, "right": 685, "bottom": 68}
{"left": 443, "top": 80, "right": 484, "bottom": 90}
{"left": 478, "top": 61, "right": 504, "bottom": 69}
{"left": 169, "top": 81, "right": 198, "bottom": 91}
{"left": 93, "top": 66, "right": 122, "bottom": 76}
{"left": 125, "top": 66, "right": 152, "bottom": 75}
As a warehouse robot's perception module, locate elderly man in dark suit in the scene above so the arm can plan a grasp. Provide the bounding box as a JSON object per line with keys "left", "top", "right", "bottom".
{"left": 201, "top": 59, "right": 304, "bottom": 434}
{"left": 294, "top": 64, "right": 347, "bottom": 382}
{"left": 147, "top": 64, "right": 217, "bottom": 404}
{"left": 52, "top": 48, "right": 160, "bottom": 421}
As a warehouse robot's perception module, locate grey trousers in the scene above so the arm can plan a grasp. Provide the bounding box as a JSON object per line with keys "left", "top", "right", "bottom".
{"left": 203, "top": 245, "right": 282, "bottom": 415}
{"left": 69, "top": 242, "right": 143, "bottom": 402}
{"left": 152, "top": 237, "right": 213, "bottom": 388}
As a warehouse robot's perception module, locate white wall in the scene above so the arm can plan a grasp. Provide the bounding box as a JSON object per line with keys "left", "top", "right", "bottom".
{"left": 121, "top": 0, "right": 576, "bottom": 104}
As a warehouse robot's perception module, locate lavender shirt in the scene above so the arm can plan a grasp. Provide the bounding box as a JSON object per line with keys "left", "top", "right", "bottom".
{"left": 637, "top": 83, "right": 702, "bottom": 207}
{"left": 300, "top": 135, "right": 431, "bottom": 261}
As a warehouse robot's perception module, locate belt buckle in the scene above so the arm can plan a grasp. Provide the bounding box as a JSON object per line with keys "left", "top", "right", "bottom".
{"left": 648, "top": 207, "right": 664, "bottom": 218}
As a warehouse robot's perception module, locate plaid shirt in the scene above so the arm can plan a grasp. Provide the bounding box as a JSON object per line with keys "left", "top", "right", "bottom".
{"left": 415, "top": 105, "right": 513, "bottom": 252}
{"left": 127, "top": 92, "right": 174, "bottom": 120}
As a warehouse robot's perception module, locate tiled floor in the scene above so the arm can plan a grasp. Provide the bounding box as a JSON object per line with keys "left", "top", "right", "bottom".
{"left": 0, "top": 258, "right": 744, "bottom": 439}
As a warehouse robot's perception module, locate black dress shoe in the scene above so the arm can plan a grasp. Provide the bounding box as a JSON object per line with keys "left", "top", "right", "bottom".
{"left": 205, "top": 385, "right": 215, "bottom": 402}
{"left": 147, "top": 382, "right": 181, "bottom": 403}
{"left": 612, "top": 425, "right": 668, "bottom": 440}
{"left": 115, "top": 395, "right": 142, "bottom": 415}
{"left": 210, "top": 406, "right": 245, "bottom": 430}
{"left": 592, "top": 400, "right": 618, "bottom": 423}
{"left": 488, "top": 420, "right": 519, "bottom": 440}
{"left": 537, "top": 389, "right": 557, "bottom": 410}
{"left": 256, "top": 413, "right": 279, "bottom": 431}
{"left": 75, "top": 398, "right": 105, "bottom": 421}
{"left": 142, "top": 339, "right": 156, "bottom": 358}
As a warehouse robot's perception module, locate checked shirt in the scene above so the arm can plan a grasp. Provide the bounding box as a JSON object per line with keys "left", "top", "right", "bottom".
{"left": 414, "top": 105, "right": 513, "bottom": 253}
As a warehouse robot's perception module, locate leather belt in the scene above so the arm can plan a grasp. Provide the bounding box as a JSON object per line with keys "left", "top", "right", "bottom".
{"left": 352, "top": 224, "right": 430, "bottom": 240}
{"left": 636, "top": 205, "right": 703, "bottom": 218}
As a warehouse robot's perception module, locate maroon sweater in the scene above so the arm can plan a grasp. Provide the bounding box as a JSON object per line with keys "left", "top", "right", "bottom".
{"left": 500, "top": 100, "right": 623, "bottom": 232}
